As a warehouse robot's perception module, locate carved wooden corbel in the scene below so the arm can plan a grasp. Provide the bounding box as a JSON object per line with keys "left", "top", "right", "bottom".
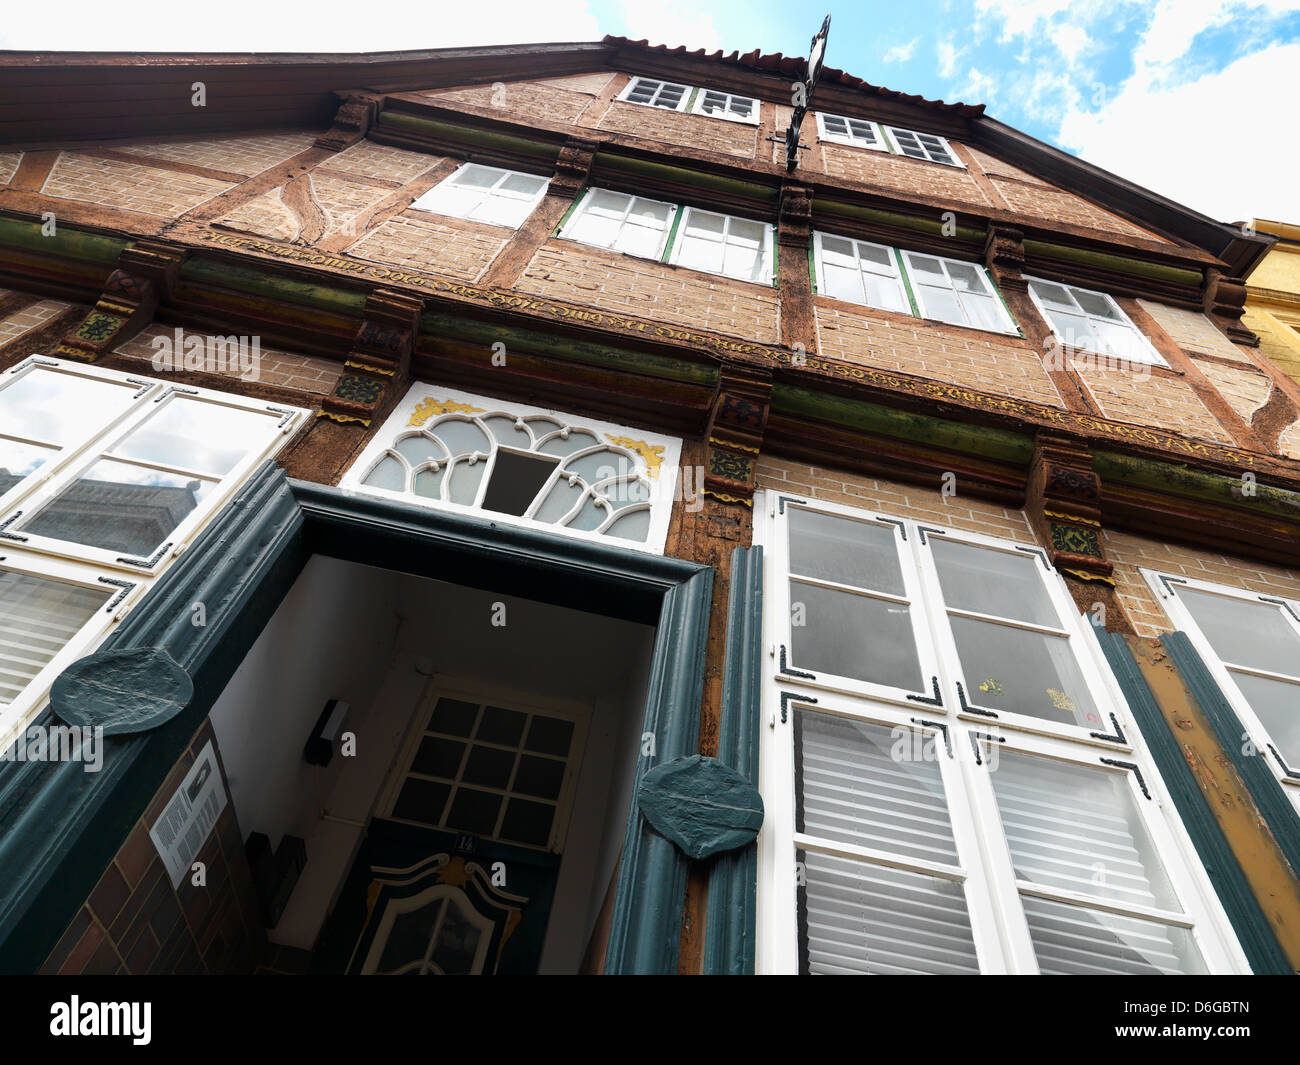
{"left": 1204, "top": 269, "right": 1258, "bottom": 347}
{"left": 52, "top": 242, "right": 185, "bottom": 362}
{"left": 1026, "top": 434, "right": 1113, "bottom": 584}
{"left": 314, "top": 91, "right": 385, "bottom": 152}
{"left": 703, "top": 365, "right": 772, "bottom": 507}
{"left": 319, "top": 288, "right": 422, "bottom": 427}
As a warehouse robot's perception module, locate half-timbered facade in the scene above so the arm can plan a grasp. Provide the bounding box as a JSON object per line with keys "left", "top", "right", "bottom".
{"left": 0, "top": 37, "right": 1297, "bottom": 975}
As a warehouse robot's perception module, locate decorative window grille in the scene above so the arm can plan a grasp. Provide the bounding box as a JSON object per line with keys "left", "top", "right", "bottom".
{"left": 341, "top": 384, "right": 682, "bottom": 553}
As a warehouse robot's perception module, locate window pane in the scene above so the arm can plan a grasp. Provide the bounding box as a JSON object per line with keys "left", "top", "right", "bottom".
{"left": 1231, "top": 671, "right": 1300, "bottom": 765}
{"left": 471, "top": 196, "right": 530, "bottom": 229}
{"left": 918, "top": 284, "right": 964, "bottom": 325}
{"left": 790, "top": 582, "right": 923, "bottom": 691}
{"left": 657, "top": 85, "right": 685, "bottom": 107}
{"left": 796, "top": 711, "right": 957, "bottom": 864}
{"left": 908, "top": 255, "right": 945, "bottom": 282}
{"left": 930, "top": 538, "right": 1058, "bottom": 626}
{"left": 1030, "top": 281, "right": 1075, "bottom": 308}
{"left": 0, "top": 439, "right": 56, "bottom": 494}
{"left": 947, "top": 262, "right": 986, "bottom": 294}
{"left": 1179, "top": 589, "right": 1300, "bottom": 676}
{"left": 112, "top": 400, "right": 273, "bottom": 476}
{"left": 23, "top": 459, "right": 216, "bottom": 555}
{"left": 567, "top": 212, "right": 619, "bottom": 249}
{"left": 788, "top": 508, "right": 905, "bottom": 594}
{"left": 948, "top": 617, "right": 1102, "bottom": 726}
{"left": 683, "top": 210, "right": 725, "bottom": 240}
{"left": 1092, "top": 319, "right": 1145, "bottom": 361}
{"left": 856, "top": 243, "right": 893, "bottom": 269}
{"left": 453, "top": 164, "right": 500, "bottom": 190}
{"left": 617, "top": 222, "right": 667, "bottom": 259}
{"left": 823, "top": 115, "right": 847, "bottom": 135}
{"left": 721, "top": 241, "right": 762, "bottom": 281}
{"left": 1075, "top": 291, "right": 1119, "bottom": 318}
{"left": 627, "top": 199, "right": 671, "bottom": 229}
{"left": 698, "top": 91, "right": 728, "bottom": 114}
{"left": 863, "top": 274, "right": 909, "bottom": 314}
{"left": 990, "top": 750, "right": 1180, "bottom": 911}
{"left": 962, "top": 294, "right": 1007, "bottom": 332}
{"left": 500, "top": 173, "right": 546, "bottom": 196}
{"left": 1022, "top": 895, "right": 1207, "bottom": 975}
{"left": 585, "top": 189, "right": 629, "bottom": 218}
{"left": 0, "top": 369, "right": 137, "bottom": 447}
{"left": 0, "top": 568, "right": 109, "bottom": 705}
{"left": 847, "top": 119, "right": 876, "bottom": 142}
{"left": 818, "top": 235, "right": 856, "bottom": 265}
{"left": 727, "top": 218, "right": 765, "bottom": 248}
{"left": 798, "top": 849, "right": 980, "bottom": 974}
{"left": 823, "top": 262, "right": 864, "bottom": 303}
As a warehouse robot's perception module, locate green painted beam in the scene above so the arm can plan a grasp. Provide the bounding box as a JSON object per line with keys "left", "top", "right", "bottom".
{"left": 378, "top": 111, "right": 560, "bottom": 162}
{"left": 815, "top": 200, "right": 985, "bottom": 244}
{"left": 1023, "top": 240, "right": 1203, "bottom": 288}
{"left": 0, "top": 215, "right": 126, "bottom": 266}
{"left": 595, "top": 154, "right": 778, "bottom": 204}
{"left": 772, "top": 383, "right": 1035, "bottom": 466}
{"left": 179, "top": 257, "right": 368, "bottom": 317}
{"left": 1094, "top": 450, "right": 1300, "bottom": 521}
{"left": 419, "top": 310, "right": 719, "bottom": 388}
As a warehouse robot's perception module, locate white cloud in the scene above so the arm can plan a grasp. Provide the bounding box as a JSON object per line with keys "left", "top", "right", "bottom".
{"left": 883, "top": 37, "right": 919, "bottom": 64}
{"left": 0, "top": 0, "right": 603, "bottom": 50}
{"left": 937, "top": 40, "right": 964, "bottom": 77}
{"left": 615, "top": 6, "right": 724, "bottom": 53}
{"left": 1058, "top": 41, "right": 1300, "bottom": 222}
{"left": 956, "top": 67, "right": 999, "bottom": 103}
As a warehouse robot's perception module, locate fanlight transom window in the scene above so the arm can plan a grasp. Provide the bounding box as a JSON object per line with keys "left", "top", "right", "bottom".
{"left": 344, "top": 386, "right": 682, "bottom": 552}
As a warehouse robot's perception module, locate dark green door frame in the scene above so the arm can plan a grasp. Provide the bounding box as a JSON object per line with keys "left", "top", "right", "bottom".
{"left": 0, "top": 461, "right": 712, "bottom": 974}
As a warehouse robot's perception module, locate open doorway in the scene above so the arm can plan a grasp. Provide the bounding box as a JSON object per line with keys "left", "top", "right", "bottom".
{"left": 208, "top": 555, "right": 656, "bottom": 974}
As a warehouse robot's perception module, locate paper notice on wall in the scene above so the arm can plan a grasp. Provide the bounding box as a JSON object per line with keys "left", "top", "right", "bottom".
{"left": 149, "top": 740, "right": 229, "bottom": 888}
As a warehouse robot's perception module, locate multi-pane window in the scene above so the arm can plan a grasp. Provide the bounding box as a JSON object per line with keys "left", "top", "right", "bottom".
{"left": 691, "top": 89, "right": 759, "bottom": 123}
{"left": 1148, "top": 572, "right": 1300, "bottom": 803}
{"left": 386, "top": 685, "right": 587, "bottom": 852}
{"left": 671, "top": 207, "right": 772, "bottom": 284}
{"left": 410, "top": 163, "right": 550, "bottom": 229}
{"left": 0, "top": 356, "right": 307, "bottom": 749}
{"left": 756, "top": 494, "right": 1248, "bottom": 975}
{"left": 1027, "top": 277, "right": 1166, "bottom": 367}
{"left": 885, "top": 126, "right": 961, "bottom": 166}
{"left": 560, "top": 189, "right": 775, "bottom": 286}
{"left": 815, "top": 113, "right": 885, "bottom": 151}
{"left": 813, "top": 231, "right": 1017, "bottom": 333}
{"left": 618, "top": 77, "right": 690, "bottom": 111}
{"left": 902, "top": 251, "right": 1017, "bottom": 333}
{"left": 560, "top": 188, "right": 676, "bottom": 260}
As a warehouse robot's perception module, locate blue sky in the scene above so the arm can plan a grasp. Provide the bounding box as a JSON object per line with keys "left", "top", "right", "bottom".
{"left": 5, "top": 0, "right": 1298, "bottom": 224}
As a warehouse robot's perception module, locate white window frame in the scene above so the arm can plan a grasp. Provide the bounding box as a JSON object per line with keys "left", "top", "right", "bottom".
{"left": 341, "top": 382, "right": 682, "bottom": 554}
{"left": 3, "top": 374, "right": 305, "bottom": 576}
{"left": 689, "top": 88, "right": 760, "bottom": 125}
{"left": 815, "top": 112, "right": 887, "bottom": 152}
{"left": 667, "top": 206, "right": 774, "bottom": 285}
{"left": 882, "top": 125, "right": 964, "bottom": 167}
{"left": 754, "top": 490, "right": 1249, "bottom": 974}
{"left": 811, "top": 231, "right": 910, "bottom": 315}
{"left": 1026, "top": 276, "right": 1169, "bottom": 368}
{"left": 408, "top": 162, "right": 550, "bottom": 230}
{"left": 900, "top": 250, "right": 1019, "bottom": 335}
{"left": 557, "top": 187, "right": 680, "bottom": 262}
{"left": 1143, "top": 569, "right": 1300, "bottom": 801}
{"left": 813, "top": 230, "right": 1018, "bottom": 335}
{"left": 0, "top": 550, "right": 141, "bottom": 754}
{"left": 0, "top": 355, "right": 308, "bottom": 752}
{"left": 617, "top": 76, "right": 692, "bottom": 112}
